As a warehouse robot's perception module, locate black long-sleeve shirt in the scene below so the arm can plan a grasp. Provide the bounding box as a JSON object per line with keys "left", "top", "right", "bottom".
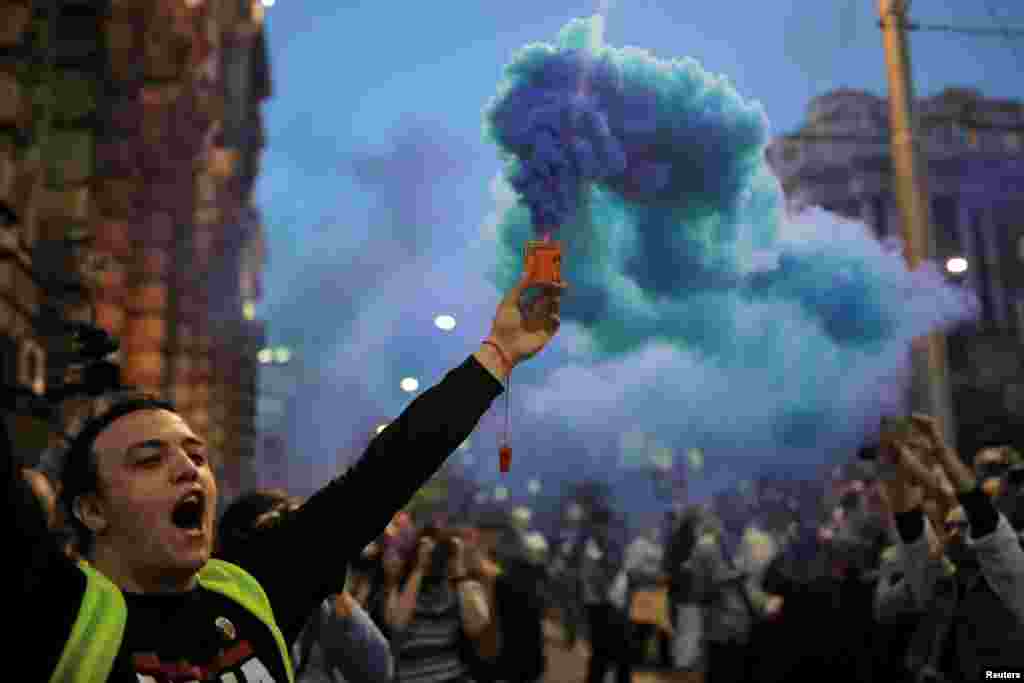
{"left": 13, "top": 355, "right": 502, "bottom": 682}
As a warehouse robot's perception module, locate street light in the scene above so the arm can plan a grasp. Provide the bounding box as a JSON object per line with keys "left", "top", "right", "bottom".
{"left": 376, "top": 423, "right": 389, "bottom": 435}
{"left": 527, "top": 478, "right": 541, "bottom": 495}
{"left": 434, "top": 315, "right": 456, "bottom": 331}
{"left": 687, "top": 447, "right": 704, "bottom": 473}
{"left": 945, "top": 257, "right": 968, "bottom": 275}
{"left": 400, "top": 377, "right": 419, "bottom": 393}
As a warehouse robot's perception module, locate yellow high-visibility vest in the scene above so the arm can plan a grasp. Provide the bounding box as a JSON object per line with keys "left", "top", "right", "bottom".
{"left": 49, "top": 559, "right": 295, "bottom": 683}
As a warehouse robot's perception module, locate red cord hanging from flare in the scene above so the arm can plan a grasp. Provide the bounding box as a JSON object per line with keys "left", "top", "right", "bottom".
{"left": 493, "top": 238, "right": 562, "bottom": 475}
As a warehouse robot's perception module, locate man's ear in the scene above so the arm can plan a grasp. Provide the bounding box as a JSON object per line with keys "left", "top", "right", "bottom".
{"left": 73, "top": 493, "right": 109, "bottom": 535}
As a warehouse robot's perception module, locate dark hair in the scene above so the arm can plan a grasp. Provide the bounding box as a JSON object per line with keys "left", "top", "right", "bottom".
{"left": 216, "top": 488, "right": 295, "bottom": 561}
{"left": 57, "top": 392, "right": 175, "bottom": 557}
{"left": 665, "top": 505, "right": 703, "bottom": 574}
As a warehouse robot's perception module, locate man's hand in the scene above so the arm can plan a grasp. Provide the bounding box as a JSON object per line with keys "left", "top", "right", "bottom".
{"left": 764, "top": 595, "right": 784, "bottom": 620}
{"left": 876, "top": 446, "right": 925, "bottom": 516}
{"left": 485, "top": 276, "right": 566, "bottom": 371}
{"left": 23, "top": 468, "right": 59, "bottom": 529}
{"left": 910, "top": 414, "right": 976, "bottom": 494}
{"left": 334, "top": 591, "right": 357, "bottom": 619}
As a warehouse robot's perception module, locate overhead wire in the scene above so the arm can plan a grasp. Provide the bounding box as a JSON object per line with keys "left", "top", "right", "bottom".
{"left": 980, "top": 0, "right": 1023, "bottom": 65}
{"left": 903, "top": 22, "right": 1024, "bottom": 38}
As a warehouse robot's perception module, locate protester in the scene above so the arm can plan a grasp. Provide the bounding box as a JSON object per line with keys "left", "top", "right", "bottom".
{"left": 379, "top": 527, "right": 491, "bottom": 683}
{"left": 875, "top": 414, "right": 1024, "bottom": 681}
{"left": 689, "top": 509, "right": 779, "bottom": 683}
{"left": 621, "top": 525, "right": 672, "bottom": 671}
{"left": 662, "top": 505, "right": 706, "bottom": 682}
{"left": 12, "top": 277, "right": 562, "bottom": 682}
{"left": 574, "top": 508, "right": 632, "bottom": 683}
{"left": 463, "top": 526, "right": 547, "bottom": 683}
{"left": 548, "top": 503, "right": 586, "bottom": 649}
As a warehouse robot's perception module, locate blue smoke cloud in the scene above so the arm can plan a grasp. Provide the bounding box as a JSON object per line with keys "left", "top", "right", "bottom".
{"left": 482, "top": 16, "right": 978, "bottom": 472}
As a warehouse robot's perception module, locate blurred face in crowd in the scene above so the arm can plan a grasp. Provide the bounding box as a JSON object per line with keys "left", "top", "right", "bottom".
{"left": 77, "top": 409, "right": 216, "bottom": 593}
{"left": 975, "top": 448, "right": 1009, "bottom": 499}
{"left": 944, "top": 506, "right": 967, "bottom": 545}
{"left": 941, "top": 505, "right": 979, "bottom": 567}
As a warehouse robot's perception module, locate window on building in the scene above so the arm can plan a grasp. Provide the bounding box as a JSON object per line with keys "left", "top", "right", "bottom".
{"left": 953, "top": 123, "right": 969, "bottom": 146}
{"left": 1007, "top": 132, "right": 1022, "bottom": 153}
{"left": 931, "top": 196, "right": 958, "bottom": 258}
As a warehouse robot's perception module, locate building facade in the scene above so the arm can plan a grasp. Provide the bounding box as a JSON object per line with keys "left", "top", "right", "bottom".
{"left": 254, "top": 344, "right": 302, "bottom": 492}
{"left": 0, "top": 0, "right": 271, "bottom": 493}
{"left": 766, "top": 87, "right": 1024, "bottom": 455}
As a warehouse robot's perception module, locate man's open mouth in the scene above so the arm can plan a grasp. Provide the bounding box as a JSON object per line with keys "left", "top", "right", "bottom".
{"left": 171, "top": 492, "right": 206, "bottom": 531}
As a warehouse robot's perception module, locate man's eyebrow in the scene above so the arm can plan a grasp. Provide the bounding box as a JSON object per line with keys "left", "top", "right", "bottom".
{"left": 125, "top": 436, "right": 206, "bottom": 455}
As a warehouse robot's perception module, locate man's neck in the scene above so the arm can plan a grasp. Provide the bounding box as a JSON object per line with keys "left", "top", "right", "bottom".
{"left": 88, "top": 548, "right": 199, "bottom": 594}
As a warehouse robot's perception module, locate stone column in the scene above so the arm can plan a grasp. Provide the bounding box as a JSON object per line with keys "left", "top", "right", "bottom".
{"left": 956, "top": 198, "right": 986, "bottom": 321}
{"left": 978, "top": 206, "right": 1009, "bottom": 330}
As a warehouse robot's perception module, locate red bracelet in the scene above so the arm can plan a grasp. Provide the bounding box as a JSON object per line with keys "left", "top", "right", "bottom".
{"left": 482, "top": 338, "right": 513, "bottom": 474}
{"left": 482, "top": 339, "right": 512, "bottom": 375}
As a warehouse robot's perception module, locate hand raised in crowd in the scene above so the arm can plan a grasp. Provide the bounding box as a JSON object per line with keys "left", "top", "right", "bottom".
{"left": 488, "top": 276, "right": 566, "bottom": 367}
{"left": 877, "top": 440, "right": 925, "bottom": 514}
{"left": 922, "top": 463, "right": 959, "bottom": 537}
{"left": 909, "top": 413, "right": 977, "bottom": 494}
{"left": 764, "top": 595, "right": 784, "bottom": 621}
{"left": 448, "top": 536, "right": 467, "bottom": 579}
{"left": 416, "top": 537, "right": 436, "bottom": 570}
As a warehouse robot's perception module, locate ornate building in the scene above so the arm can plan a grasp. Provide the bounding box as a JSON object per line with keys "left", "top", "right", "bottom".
{"left": 0, "top": 0, "right": 271, "bottom": 495}
{"left": 766, "top": 87, "right": 1024, "bottom": 455}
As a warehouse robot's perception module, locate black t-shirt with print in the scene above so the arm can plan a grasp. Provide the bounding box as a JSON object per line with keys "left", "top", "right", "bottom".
{"left": 11, "top": 356, "right": 502, "bottom": 682}
{"left": 113, "top": 589, "right": 291, "bottom": 682}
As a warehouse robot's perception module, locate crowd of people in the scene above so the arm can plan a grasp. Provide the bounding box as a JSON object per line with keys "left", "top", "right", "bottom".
{"left": 538, "top": 414, "right": 1024, "bottom": 683}
{"left": 7, "top": 270, "right": 1024, "bottom": 682}
{"left": 257, "top": 411, "right": 1023, "bottom": 683}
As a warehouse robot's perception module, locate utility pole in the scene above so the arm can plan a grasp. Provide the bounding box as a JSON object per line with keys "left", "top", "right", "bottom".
{"left": 878, "top": 0, "right": 957, "bottom": 447}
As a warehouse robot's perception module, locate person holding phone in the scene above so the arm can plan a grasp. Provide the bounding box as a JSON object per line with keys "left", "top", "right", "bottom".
{"left": 384, "top": 528, "right": 490, "bottom": 683}
{"left": 873, "top": 414, "right": 1024, "bottom": 682}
